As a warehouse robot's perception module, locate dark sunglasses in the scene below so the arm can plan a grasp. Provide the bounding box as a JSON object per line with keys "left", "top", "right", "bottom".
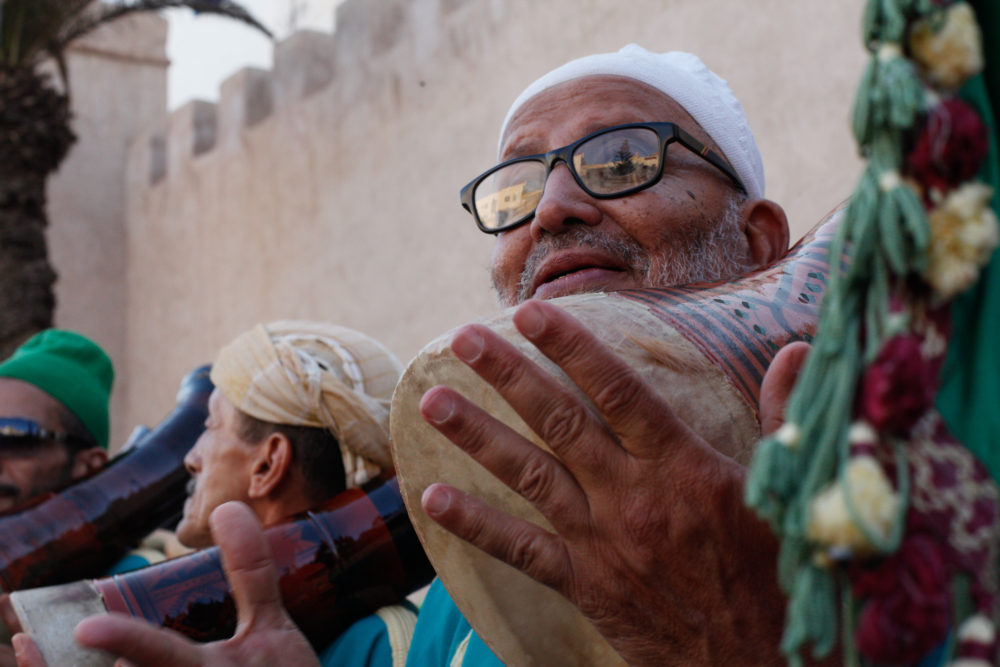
{"left": 0, "top": 417, "right": 88, "bottom": 451}
{"left": 460, "top": 122, "right": 746, "bottom": 234}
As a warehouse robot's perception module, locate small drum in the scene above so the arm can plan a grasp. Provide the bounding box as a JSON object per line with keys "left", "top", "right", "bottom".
{"left": 390, "top": 209, "right": 840, "bottom": 665}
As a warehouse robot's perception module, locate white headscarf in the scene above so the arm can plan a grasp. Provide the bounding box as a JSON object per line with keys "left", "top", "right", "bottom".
{"left": 499, "top": 44, "right": 765, "bottom": 199}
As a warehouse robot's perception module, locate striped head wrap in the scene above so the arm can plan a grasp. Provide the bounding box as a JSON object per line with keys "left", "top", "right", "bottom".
{"left": 211, "top": 321, "right": 402, "bottom": 488}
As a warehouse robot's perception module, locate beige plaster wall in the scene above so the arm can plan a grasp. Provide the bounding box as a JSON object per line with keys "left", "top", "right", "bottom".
{"left": 53, "top": 0, "right": 869, "bottom": 441}
{"left": 47, "top": 14, "right": 168, "bottom": 448}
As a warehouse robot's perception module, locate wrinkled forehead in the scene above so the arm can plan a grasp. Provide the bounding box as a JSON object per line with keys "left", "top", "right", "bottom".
{"left": 498, "top": 75, "right": 714, "bottom": 160}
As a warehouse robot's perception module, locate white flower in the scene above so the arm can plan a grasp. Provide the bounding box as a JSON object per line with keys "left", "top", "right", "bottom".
{"left": 921, "top": 323, "right": 948, "bottom": 359}
{"left": 924, "top": 182, "right": 999, "bottom": 298}
{"left": 807, "top": 455, "right": 899, "bottom": 555}
{"left": 930, "top": 256, "right": 978, "bottom": 298}
{"left": 956, "top": 614, "right": 995, "bottom": 644}
{"left": 774, "top": 422, "right": 801, "bottom": 448}
{"left": 910, "top": 2, "right": 985, "bottom": 90}
{"left": 848, "top": 420, "right": 877, "bottom": 445}
{"left": 949, "top": 615, "right": 996, "bottom": 667}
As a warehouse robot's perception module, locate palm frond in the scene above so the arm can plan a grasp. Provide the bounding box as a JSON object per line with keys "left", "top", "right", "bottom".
{"left": 61, "top": 1, "right": 272, "bottom": 50}
{"left": 1, "top": 0, "right": 271, "bottom": 70}
{"left": 1, "top": 0, "right": 93, "bottom": 67}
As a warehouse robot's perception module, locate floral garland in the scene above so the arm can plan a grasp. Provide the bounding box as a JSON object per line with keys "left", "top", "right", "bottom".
{"left": 745, "top": 1, "right": 999, "bottom": 665}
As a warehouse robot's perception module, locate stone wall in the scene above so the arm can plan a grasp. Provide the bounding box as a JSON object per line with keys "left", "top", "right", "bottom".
{"left": 56, "top": 0, "right": 869, "bottom": 442}
{"left": 47, "top": 13, "right": 167, "bottom": 447}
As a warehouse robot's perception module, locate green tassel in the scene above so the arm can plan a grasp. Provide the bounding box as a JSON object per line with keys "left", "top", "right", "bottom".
{"left": 853, "top": 58, "right": 879, "bottom": 147}
{"left": 862, "top": 0, "right": 907, "bottom": 45}
{"left": 896, "top": 183, "right": 930, "bottom": 270}
{"left": 807, "top": 567, "right": 838, "bottom": 659}
{"left": 845, "top": 174, "right": 880, "bottom": 288}
{"left": 862, "top": 0, "right": 937, "bottom": 46}
{"left": 746, "top": 0, "right": 976, "bottom": 664}
{"left": 777, "top": 537, "right": 810, "bottom": 593}
{"left": 780, "top": 565, "right": 838, "bottom": 664}
{"left": 841, "top": 577, "right": 862, "bottom": 667}
{"left": 842, "top": 131, "right": 928, "bottom": 287}
{"left": 745, "top": 435, "right": 799, "bottom": 529}
{"left": 877, "top": 183, "right": 909, "bottom": 274}
{"left": 863, "top": 256, "right": 890, "bottom": 359}
{"left": 852, "top": 52, "right": 925, "bottom": 147}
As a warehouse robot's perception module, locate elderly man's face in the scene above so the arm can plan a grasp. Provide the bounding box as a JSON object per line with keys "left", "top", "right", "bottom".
{"left": 177, "top": 389, "right": 258, "bottom": 549}
{"left": 490, "top": 75, "right": 754, "bottom": 305}
{"left": 0, "top": 378, "right": 76, "bottom": 512}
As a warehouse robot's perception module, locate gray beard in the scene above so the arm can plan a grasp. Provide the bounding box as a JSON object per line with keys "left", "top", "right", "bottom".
{"left": 493, "top": 198, "right": 752, "bottom": 307}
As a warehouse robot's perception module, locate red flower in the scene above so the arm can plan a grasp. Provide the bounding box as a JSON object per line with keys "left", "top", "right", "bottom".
{"left": 853, "top": 533, "right": 951, "bottom": 663}
{"left": 859, "top": 334, "right": 939, "bottom": 433}
{"left": 906, "top": 99, "right": 989, "bottom": 199}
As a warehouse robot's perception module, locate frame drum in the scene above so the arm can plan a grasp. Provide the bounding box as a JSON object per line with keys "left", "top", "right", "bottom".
{"left": 390, "top": 208, "right": 840, "bottom": 665}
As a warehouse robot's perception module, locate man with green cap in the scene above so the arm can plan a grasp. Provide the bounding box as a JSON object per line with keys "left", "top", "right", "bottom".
{"left": 0, "top": 329, "right": 113, "bottom": 513}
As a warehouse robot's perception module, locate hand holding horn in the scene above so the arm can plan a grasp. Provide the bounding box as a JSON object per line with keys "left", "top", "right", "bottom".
{"left": 13, "top": 502, "right": 319, "bottom": 667}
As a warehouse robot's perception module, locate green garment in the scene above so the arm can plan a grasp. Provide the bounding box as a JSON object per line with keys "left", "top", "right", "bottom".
{"left": 405, "top": 578, "right": 504, "bottom": 667}
{"left": 936, "top": 9, "right": 1000, "bottom": 485}
{"left": 320, "top": 603, "right": 418, "bottom": 667}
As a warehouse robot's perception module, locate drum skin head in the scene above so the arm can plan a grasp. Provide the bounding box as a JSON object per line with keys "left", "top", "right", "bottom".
{"left": 391, "top": 291, "right": 759, "bottom": 666}
{"left": 11, "top": 581, "right": 115, "bottom": 666}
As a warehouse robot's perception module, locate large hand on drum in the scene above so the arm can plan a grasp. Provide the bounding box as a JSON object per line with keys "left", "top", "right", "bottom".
{"left": 12, "top": 503, "right": 319, "bottom": 667}
{"left": 417, "top": 300, "right": 806, "bottom": 665}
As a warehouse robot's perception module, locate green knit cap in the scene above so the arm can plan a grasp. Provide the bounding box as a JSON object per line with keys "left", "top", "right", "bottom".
{"left": 0, "top": 330, "right": 114, "bottom": 449}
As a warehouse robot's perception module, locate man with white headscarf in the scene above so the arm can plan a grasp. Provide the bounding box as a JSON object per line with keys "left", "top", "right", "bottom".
{"left": 409, "top": 43, "right": 793, "bottom": 665}
{"left": 28, "top": 46, "right": 803, "bottom": 666}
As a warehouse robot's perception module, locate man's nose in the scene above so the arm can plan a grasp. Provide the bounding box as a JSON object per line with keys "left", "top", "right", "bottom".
{"left": 529, "top": 164, "right": 602, "bottom": 240}
{"left": 183, "top": 447, "right": 200, "bottom": 474}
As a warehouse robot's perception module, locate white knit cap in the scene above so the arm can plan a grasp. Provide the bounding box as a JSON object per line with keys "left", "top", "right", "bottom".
{"left": 499, "top": 44, "right": 765, "bottom": 199}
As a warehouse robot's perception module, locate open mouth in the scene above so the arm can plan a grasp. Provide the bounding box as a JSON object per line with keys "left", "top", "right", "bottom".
{"left": 543, "top": 264, "right": 623, "bottom": 283}
{"left": 531, "top": 252, "right": 628, "bottom": 299}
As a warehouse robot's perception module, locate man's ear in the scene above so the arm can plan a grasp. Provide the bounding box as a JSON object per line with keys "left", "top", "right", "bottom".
{"left": 247, "top": 433, "right": 293, "bottom": 500}
{"left": 69, "top": 447, "right": 108, "bottom": 480}
{"left": 741, "top": 198, "right": 790, "bottom": 268}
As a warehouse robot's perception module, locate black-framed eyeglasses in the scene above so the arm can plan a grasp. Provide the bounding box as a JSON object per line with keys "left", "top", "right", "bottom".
{"left": 0, "top": 417, "right": 88, "bottom": 452}
{"left": 460, "top": 122, "right": 746, "bottom": 234}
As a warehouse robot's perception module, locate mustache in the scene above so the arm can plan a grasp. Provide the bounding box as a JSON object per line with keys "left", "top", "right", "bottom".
{"left": 0, "top": 483, "right": 20, "bottom": 498}
{"left": 185, "top": 477, "right": 197, "bottom": 496}
{"left": 492, "top": 198, "right": 753, "bottom": 307}
{"left": 513, "top": 228, "right": 648, "bottom": 305}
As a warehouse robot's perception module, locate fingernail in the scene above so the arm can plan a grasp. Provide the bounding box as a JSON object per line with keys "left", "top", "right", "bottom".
{"left": 452, "top": 327, "right": 484, "bottom": 362}
{"left": 515, "top": 301, "right": 546, "bottom": 339}
{"left": 422, "top": 484, "right": 451, "bottom": 516}
{"left": 422, "top": 389, "right": 455, "bottom": 424}
{"left": 12, "top": 634, "right": 25, "bottom": 655}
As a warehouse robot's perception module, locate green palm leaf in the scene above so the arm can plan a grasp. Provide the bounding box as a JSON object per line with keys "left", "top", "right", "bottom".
{"left": 0, "top": 0, "right": 270, "bottom": 356}
{"left": 1, "top": 0, "right": 270, "bottom": 71}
